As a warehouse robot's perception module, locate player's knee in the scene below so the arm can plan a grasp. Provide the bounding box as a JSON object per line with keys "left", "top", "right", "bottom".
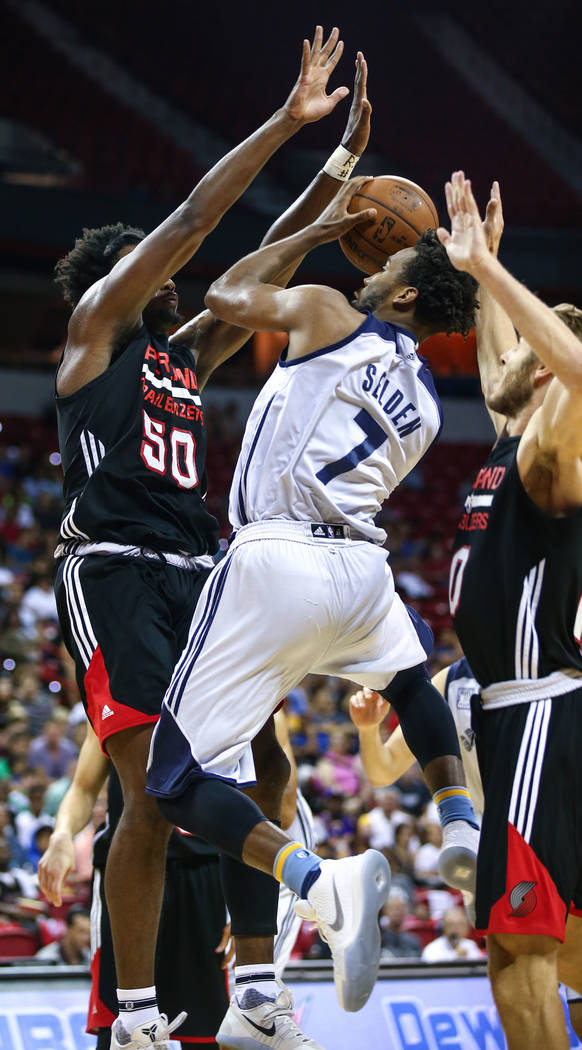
{"left": 488, "top": 933, "right": 558, "bottom": 1006}
{"left": 118, "top": 790, "right": 171, "bottom": 840}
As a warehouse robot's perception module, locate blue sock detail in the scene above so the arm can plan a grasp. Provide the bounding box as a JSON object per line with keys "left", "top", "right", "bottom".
{"left": 436, "top": 790, "right": 479, "bottom": 831}
{"left": 277, "top": 846, "right": 322, "bottom": 899}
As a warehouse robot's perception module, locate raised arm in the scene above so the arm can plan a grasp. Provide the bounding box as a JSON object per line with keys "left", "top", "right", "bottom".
{"left": 60, "top": 27, "right": 350, "bottom": 394}
{"left": 349, "top": 670, "right": 451, "bottom": 787}
{"left": 176, "top": 52, "right": 373, "bottom": 390}
{"left": 439, "top": 172, "right": 582, "bottom": 505}
{"left": 471, "top": 182, "right": 517, "bottom": 435}
{"left": 204, "top": 176, "right": 376, "bottom": 351}
{"left": 38, "top": 725, "right": 109, "bottom": 906}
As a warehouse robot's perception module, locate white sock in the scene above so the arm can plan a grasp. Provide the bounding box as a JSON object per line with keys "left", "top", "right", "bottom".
{"left": 117, "top": 985, "right": 159, "bottom": 1031}
{"left": 235, "top": 964, "right": 278, "bottom": 1006}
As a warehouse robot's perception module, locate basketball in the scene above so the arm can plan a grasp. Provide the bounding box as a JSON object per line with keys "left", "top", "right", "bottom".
{"left": 340, "top": 175, "right": 439, "bottom": 275}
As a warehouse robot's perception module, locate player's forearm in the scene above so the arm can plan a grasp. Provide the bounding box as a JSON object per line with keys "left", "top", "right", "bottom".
{"left": 475, "top": 254, "right": 582, "bottom": 391}
{"left": 261, "top": 170, "right": 343, "bottom": 248}
{"left": 184, "top": 109, "right": 302, "bottom": 238}
{"left": 52, "top": 784, "right": 97, "bottom": 840}
{"left": 206, "top": 224, "right": 322, "bottom": 317}
{"left": 476, "top": 284, "right": 517, "bottom": 399}
{"left": 357, "top": 725, "right": 412, "bottom": 787}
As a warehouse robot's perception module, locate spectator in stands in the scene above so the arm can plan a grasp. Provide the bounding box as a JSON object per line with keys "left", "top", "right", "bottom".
{"left": 384, "top": 820, "right": 418, "bottom": 887}
{"left": 16, "top": 667, "right": 53, "bottom": 736}
{"left": 421, "top": 907, "right": 483, "bottom": 962}
{"left": 19, "top": 572, "right": 58, "bottom": 635}
{"left": 380, "top": 888, "right": 422, "bottom": 959}
{"left": 315, "top": 728, "right": 361, "bottom": 796}
{"left": 0, "top": 834, "right": 37, "bottom": 905}
{"left": 34, "top": 904, "right": 91, "bottom": 964}
{"left": 14, "top": 780, "right": 50, "bottom": 851}
{"left": 357, "top": 787, "right": 406, "bottom": 850}
{"left": 28, "top": 708, "right": 78, "bottom": 779}
{"left": 414, "top": 809, "right": 444, "bottom": 886}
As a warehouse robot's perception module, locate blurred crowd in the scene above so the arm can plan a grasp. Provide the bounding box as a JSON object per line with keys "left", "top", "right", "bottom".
{"left": 0, "top": 431, "right": 483, "bottom": 964}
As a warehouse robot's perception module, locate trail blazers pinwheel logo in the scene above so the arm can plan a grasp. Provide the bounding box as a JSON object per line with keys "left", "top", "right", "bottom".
{"left": 509, "top": 880, "right": 537, "bottom": 917}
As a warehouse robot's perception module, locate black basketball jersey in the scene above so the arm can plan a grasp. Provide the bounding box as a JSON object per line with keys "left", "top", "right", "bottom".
{"left": 450, "top": 436, "right": 582, "bottom": 688}
{"left": 55, "top": 326, "right": 219, "bottom": 555}
{"left": 92, "top": 768, "right": 218, "bottom": 871}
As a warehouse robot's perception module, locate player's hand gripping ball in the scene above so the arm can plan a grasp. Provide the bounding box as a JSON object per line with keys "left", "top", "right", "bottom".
{"left": 340, "top": 175, "right": 439, "bottom": 274}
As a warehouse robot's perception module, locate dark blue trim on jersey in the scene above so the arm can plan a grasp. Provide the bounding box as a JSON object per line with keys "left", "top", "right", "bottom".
{"left": 170, "top": 554, "right": 234, "bottom": 717}
{"left": 405, "top": 604, "right": 434, "bottom": 659}
{"left": 278, "top": 312, "right": 418, "bottom": 368}
{"left": 278, "top": 312, "right": 373, "bottom": 367}
{"left": 237, "top": 394, "right": 276, "bottom": 524}
{"left": 445, "top": 657, "right": 476, "bottom": 693}
{"left": 417, "top": 357, "right": 443, "bottom": 436}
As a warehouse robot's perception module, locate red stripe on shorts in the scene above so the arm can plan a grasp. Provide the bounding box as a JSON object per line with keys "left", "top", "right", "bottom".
{"left": 486, "top": 821, "right": 567, "bottom": 941}
{"left": 84, "top": 645, "right": 159, "bottom": 751}
{"left": 86, "top": 947, "right": 116, "bottom": 1033}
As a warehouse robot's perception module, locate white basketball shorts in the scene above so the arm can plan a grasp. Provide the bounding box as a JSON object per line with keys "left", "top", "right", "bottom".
{"left": 147, "top": 520, "right": 428, "bottom": 796}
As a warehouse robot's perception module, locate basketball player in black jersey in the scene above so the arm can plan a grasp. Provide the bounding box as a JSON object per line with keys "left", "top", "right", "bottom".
{"left": 52, "top": 29, "right": 373, "bottom": 1050}
{"left": 439, "top": 172, "right": 582, "bottom": 1050}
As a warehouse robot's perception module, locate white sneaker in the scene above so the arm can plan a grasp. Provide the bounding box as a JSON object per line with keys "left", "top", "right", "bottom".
{"left": 216, "top": 984, "right": 324, "bottom": 1049}
{"left": 438, "top": 820, "right": 479, "bottom": 894}
{"left": 111, "top": 1012, "right": 187, "bottom": 1049}
{"left": 294, "top": 850, "right": 390, "bottom": 1013}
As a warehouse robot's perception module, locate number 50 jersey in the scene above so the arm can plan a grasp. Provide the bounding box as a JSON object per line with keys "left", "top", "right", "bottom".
{"left": 55, "top": 326, "right": 219, "bottom": 556}
{"left": 230, "top": 313, "right": 442, "bottom": 544}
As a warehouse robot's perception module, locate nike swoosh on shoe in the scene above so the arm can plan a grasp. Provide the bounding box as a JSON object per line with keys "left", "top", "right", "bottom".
{"left": 329, "top": 878, "right": 344, "bottom": 932}
{"left": 245, "top": 1016, "right": 276, "bottom": 1037}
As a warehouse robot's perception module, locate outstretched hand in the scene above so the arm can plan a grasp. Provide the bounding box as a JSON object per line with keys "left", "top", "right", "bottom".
{"left": 315, "top": 176, "right": 376, "bottom": 242}
{"left": 341, "top": 51, "right": 372, "bottom": 156}
{"left": 483, "top": 179, "right": 504, "bottom": 257}
{"left": 284, "top": 26, "right": 349, "bottom": 125}
{"left": 349, "top": 687, "right": 389, "bottom": 729}
{"left": 437, "top": 170, "right": 489, "bottom": 275}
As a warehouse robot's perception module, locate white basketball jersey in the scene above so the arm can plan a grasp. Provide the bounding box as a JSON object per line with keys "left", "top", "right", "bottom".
{"left": 230, "top": 313, "right": 442, "bottom": 543}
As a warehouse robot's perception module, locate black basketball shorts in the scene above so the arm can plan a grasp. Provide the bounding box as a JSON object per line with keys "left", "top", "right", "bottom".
{"left": 54, "top": 553, "right": 211, "bottom": 749}
{"left": 473, "top": 687, "right": 582, "bottom": 941}
{"left": 88, "top": 855, "right": 229, "bottom": 1041}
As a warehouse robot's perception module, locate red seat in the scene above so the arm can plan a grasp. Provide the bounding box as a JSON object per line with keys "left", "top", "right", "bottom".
{"left": 0, "top": 924, "right": 38, "bottom": 958}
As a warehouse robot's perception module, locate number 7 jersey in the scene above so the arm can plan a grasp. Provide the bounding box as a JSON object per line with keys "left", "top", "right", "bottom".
{"left": 230, "top": 313, "right": 442, "bottom": 544}
{"left": 55, "top": 326, "right": 219, "bottom": 555}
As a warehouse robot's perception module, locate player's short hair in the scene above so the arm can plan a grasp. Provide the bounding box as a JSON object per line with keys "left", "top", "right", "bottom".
{"left": 405, "top": 229, "right": 478, "bottom": 337}
{"left": 54, "top": 222, "right": 145, "bottom": 308}
{"left": 553, "top": 303, "right": 582, "bottom": 342}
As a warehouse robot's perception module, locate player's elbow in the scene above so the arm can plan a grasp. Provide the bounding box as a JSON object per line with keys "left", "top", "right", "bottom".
{"left": 205, "top": 281, "right": 249, "bottom": 326}
{"left": 204, "top": 280, "right": 228, "bottom": 317}
{"left": 365, "top": 765, "right": 392, "bottom": 788}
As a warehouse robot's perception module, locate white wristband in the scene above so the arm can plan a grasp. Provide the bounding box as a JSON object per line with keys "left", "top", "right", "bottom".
{"left": 323, "top": 144, "right": 360, "bottom": 181}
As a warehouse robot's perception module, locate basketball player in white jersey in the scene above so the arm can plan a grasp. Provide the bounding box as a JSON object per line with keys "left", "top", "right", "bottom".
{"left": 145, "top": 178, "right": 481, "bottom": 1038}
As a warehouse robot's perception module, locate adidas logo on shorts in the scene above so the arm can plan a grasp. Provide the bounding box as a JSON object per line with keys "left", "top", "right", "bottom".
{"left": 102, "top": 704, "right": 115, "bottom": 720}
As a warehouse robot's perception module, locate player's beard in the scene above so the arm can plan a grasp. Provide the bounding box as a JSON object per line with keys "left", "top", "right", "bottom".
{"left": 144, "top": 302, "right": 183, "bottom": 332}
{"left": 353, "top": 284, "right": 385, "bottom": 315}
{"left": 486, "top": 357, "right": 536, "bottom": 419}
